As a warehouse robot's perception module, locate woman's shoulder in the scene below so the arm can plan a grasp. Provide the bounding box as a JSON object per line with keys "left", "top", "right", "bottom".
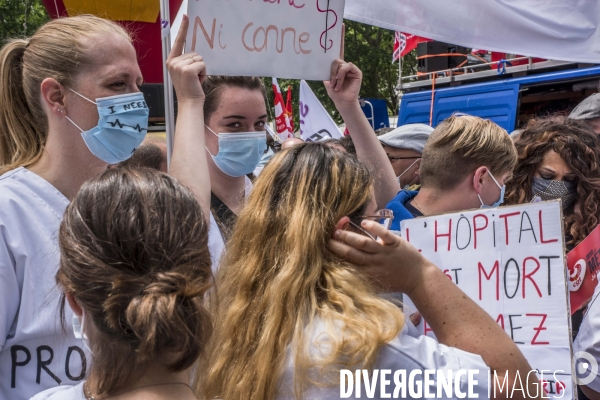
{"left": 379, "top": 325, "right": 489, "bottom": 372}
{"left": 30, "top": 382, "right": 86, "bottom": 400}
{"left": 0, "top": 167, "right": 68, "bottom": 221}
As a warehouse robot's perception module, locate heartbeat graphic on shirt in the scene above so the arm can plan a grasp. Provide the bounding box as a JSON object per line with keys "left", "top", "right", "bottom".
{"left": 107, "top": 119, "right": 147, "bottom": 132}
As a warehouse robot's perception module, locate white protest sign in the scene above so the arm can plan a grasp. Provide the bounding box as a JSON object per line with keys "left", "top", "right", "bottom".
{"left": 299, "top": 80, "right": 342, "bottom": 141}
{"left": 401, "top": 200, "right": 573, "bottom": 399}
{"left": 185, "top": 0, "right": 345, "bottom": 80}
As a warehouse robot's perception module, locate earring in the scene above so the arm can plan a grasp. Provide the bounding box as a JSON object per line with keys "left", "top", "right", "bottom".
{"left": 58, "top": 109, "right": 64, "bottom": 113}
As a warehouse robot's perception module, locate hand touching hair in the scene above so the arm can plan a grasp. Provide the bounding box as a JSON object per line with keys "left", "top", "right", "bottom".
{"left": 57, "top": 167, "right": 212, "bottom": 398}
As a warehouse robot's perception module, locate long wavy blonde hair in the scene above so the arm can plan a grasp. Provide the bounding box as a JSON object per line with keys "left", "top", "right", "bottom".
{"left": 200, "top": 142, "right": 405, "bottom": 400}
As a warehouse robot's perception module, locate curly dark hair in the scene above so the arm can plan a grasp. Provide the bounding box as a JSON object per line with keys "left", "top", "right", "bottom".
{"left": 505, "top": 116, "right": 600, "bottom": 247}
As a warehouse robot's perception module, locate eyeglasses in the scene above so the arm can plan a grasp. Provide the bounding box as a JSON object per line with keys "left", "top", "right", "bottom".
{"left": 348, "top": 209, "right": 394, "bottom": 241}
{"left": 387, "top": 155, "right": 421, "bottom": 162}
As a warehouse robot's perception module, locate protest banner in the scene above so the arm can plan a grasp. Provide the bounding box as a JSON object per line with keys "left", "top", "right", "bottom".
{"left": 401, "top": 200, "right": 573, "bottom": 399}
{"left": 568, "top": 225, "right": 600, "bottom": 315}
{"left": 185, "top": 0, "right": 346, "bottom": 80}
{"left": 299, "top": 80, "right": 342, "bottom": 141}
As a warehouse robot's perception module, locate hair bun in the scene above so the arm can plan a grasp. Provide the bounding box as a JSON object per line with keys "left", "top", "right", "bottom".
{"left": 142, "top": 270, "right": 207, "bottom": 300}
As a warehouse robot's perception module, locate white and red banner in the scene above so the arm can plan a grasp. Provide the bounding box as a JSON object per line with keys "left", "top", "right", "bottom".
{"left": 400, "top": 200, "right": 573, "bottom": 399}
{"left": 393, "top": 32, "right": 430, "bottom": 63}
{"left": 299, "top": 80, "right": 341, "bottom": 142}
{"left": 346, "top": 0, "right": 600, "bottom": 64}
{"left": 272, "top": 78, "right": 294, "bottom": 141}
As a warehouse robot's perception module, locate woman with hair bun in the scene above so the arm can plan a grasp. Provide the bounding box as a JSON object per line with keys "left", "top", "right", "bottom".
{"left": 0, "top": 13, "right": 211, "bottom": 399}
{"left": 31, "top": 167, "right": 212, "bottom": 400}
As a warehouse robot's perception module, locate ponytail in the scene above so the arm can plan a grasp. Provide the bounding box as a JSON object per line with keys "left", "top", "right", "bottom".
{"left": 0, "top": 16, "right": 131, "bottom": 175}
{"left": 0, "top": 39, "right": 41, "bottom": 174}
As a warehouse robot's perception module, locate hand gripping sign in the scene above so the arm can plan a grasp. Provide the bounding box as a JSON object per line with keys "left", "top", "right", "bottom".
{"left": 185, "top": 0, "right": 346, "bottom": 80}
{"left": 401, "top": 200, "right": 573, "bottom": 399}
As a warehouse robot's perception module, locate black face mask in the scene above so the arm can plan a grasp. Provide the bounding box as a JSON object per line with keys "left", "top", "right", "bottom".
{"left": 531, "top": 177, "right": 577, "bottom": 209}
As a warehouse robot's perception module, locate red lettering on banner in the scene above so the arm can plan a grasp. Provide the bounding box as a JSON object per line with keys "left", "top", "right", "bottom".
{"left": 526, "top": 313, "right": 549, "bottom": 345}
{"left": 473, "top": 214, "right": 488, "bottom": 249}
{"left": 522, "top": 257, "right": 542, "bottom": 298}
{"left": 443, "top": 269, "right": 453, "bottom": 281}
{"left": 495, "top": 314, "right": 505, "bottom": 330}
{"left": 498, "top": 212, "right": 520, "bottom": 245}
{"left": 424, "top": 320, "right": 433, "bottom": 335}
{"left": 478, "top": 260, "right": 499, "bottom": 300}
{"left": 434, "top": 219, "right": 452, "bottom": 252}
{"left": 539, "top": 210, "right": 558, "bottom": 243}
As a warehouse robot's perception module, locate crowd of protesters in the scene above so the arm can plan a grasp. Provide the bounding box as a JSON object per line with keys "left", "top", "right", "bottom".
{"left": 2, "top": 13, "right": 600, "bottom": 400}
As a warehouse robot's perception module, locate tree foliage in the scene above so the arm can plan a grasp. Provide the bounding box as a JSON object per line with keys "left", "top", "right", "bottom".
{"left": 263, "top": 20, "right": 418, "bottom": 130}
{"left": 0, "top": 0, "right": 49, "bottom": 43}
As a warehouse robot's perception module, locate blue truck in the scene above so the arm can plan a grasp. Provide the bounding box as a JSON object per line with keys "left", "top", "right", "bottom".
{"left": 397, "top": 60, "right": 600, "bottom": 131}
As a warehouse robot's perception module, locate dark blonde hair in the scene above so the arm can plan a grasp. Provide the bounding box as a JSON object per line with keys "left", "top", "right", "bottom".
{"left": 203, "top": 143, "right": 404, "bottom": 400}
{"left": 0, "top": 15, "right": 131, "bottom": 174}
{"left": 505, "top": 116, "right": 600, "bottom": 247}
{"left": 420, "top": 115, "right": 517, "bottom": 190}
{"left": 57, "top": 167, "right": 212, "bottom": 397}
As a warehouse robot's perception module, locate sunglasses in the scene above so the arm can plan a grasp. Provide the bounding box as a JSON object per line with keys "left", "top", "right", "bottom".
{"left": 348, "top": 209, "right": 394, "bottom": 241}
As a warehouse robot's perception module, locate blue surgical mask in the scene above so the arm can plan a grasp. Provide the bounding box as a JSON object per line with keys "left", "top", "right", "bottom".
{"left": 65, "top": 90, "right": 149, "bottom": 164}
{"left": 205, "top": 126, "right": 267, "bottom": 177}
{"left": 479, "top": 169, "right": 505, "bottom": 208}
{"left": 72, "top": 313, "right": 93, "bottom": 355}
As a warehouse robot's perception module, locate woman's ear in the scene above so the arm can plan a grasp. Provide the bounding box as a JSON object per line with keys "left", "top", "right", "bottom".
{"left": 40, "top": 77, "right": 67, "bottom": 117}
{"left": 65, "top": 292, "right": 83, "bottom": 318}
{"left": 333, "top": 216, "right": 350, "bottom": 237}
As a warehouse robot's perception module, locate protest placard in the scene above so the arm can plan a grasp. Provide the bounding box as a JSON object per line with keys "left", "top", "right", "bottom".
{"left": 401, "top": 200, "right": 573, "bottom": 399}
{"left": 299, "top": 80, "right": 342, "bottom": 141}
{"left": 185, "top": 0, "right": 345, "bottom": 80}
{"left": 568, "top": 225, "right": 600, "bottom": 315}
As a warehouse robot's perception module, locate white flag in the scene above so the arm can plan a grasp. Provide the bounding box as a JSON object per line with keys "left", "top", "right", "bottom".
{"left": 299, "top": 80, "right": 342, "bottom": 142}
{"left": 344, "top": 0, "right": 600, "bottom": 64}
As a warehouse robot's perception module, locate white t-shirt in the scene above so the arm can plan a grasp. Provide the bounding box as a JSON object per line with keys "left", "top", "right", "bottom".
{"left": 277, "top": 320, "right": 490, "bottom": 400}
{"left": 573, "top": 283, "right": 600, "bottom": 393}
{"left": 30, "top": 382, "right": 85, "bottom": 400}
{"left": 208, "top": 177, "right": 253, "bottom": 273}
{"left": 0, "top": 168, "right": 88, "bottom": 400}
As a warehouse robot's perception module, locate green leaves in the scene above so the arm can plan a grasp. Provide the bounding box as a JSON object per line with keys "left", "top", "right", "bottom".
{"left": 0, "top": 0, "right": 49, "bottom": 42}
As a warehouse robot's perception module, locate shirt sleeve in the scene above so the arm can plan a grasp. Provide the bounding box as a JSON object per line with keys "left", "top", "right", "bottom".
{"left": 376, "top": 325, "right": 490, "bottom": 398}
{"left": 0, "top": 223, "right": 19, "bottom": 351}
{"left": 573, "top": 284, "right": 600, "bottom": 393}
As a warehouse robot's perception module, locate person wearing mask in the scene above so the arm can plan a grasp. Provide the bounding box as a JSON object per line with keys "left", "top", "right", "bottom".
{"left": 504, "top": 117, "right": 600, "bottom": 249}
{"left": 504, "top": 117, "right": 600, "bottom": 400}
{"left": 385, "top": 115, "right": 516, "bottom": 231}
{"left": 201, "top": 142, "right": 537, "bottom": 400}
{"left": 196, "top": 59, "right": 396, "bottom": 268}
{"left": 378, "top": 123, "right": 434, "bottom": 190}
{"left": 0, "top": 16, "right": 149, "bottom": 399}
{"left": 0, "top": 14, "right": 211, "bottom": 399}
{"left": 569, "top": 93, "right": 600, "bottom": 134}
{"left": 31, "top": 167, "right": 212, "bottom": 400}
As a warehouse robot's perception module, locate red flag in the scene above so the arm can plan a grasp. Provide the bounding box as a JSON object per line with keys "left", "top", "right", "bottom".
{"left": 568, "top": 225, "right": 600, "bottom": 314}
{"left": 393, "top": 32, "right": 431, "bottom": 63}
{"left": 285, "top": 85, "right": 294, "bottom": 131}
{"left": 272, "top": 78, "right": 294, "bottom": 140}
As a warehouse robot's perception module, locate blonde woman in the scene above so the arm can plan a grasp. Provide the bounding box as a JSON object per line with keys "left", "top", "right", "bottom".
{"left": 202, "top": 142, "right": 537, "bottom": 399}
{"left": 0, "top": 14, "right": 210, "bottom": 399}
